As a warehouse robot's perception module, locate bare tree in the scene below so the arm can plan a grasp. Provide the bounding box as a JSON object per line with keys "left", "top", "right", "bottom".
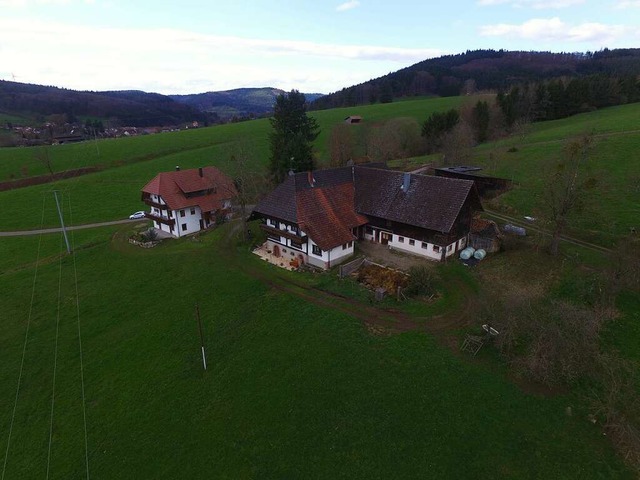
{"left": 364, "top": 118, "right": 423, "bottom": 163}
{"left": 224, "top": 142, "right": 269, "bottom": 240}
{"left": 540, "top": 133, "right": 596, "bottom": 255}
{"left": 440, "top": 122, "right": 475, "bottom": 166}
{"left": 328, "top": 123, "right": 355, "bottom": 167}
{"left": 34, "top": 146, "right": 54, "bottom": 176}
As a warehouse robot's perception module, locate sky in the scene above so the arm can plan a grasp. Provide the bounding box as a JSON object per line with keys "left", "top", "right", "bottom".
{"left": 0, "top": 0, "right": 639, "bottom": 95}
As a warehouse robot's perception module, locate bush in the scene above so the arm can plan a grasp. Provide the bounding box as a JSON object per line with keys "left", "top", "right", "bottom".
{"left": 405, "top": 266, "right": 436, "bottom": 297}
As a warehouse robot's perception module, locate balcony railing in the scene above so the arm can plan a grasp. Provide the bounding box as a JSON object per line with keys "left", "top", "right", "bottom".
{"left": 145, "top": 212, "right": 175, "bottom": 226}
{"left": 260, "top": 224, "right": 306, "bottom": 242}
{"left": 142, "top": 197, "right": 168, "bottom": 210}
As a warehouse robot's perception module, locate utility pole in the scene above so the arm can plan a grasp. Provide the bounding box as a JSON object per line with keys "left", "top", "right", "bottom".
{"left": 53, "top": 190, "right": 71, "bottom": 254}
{"left": 195, "top": 303, "right": 207, "bottom": 370}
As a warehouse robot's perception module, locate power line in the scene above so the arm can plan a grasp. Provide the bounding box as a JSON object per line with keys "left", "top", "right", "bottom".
{"left": 68, "top": 193, "right": 90, "bottom": 480}
{"left": 1, "top": 195, "right": 47, "bottom": 480}
{"left": 46, "top": 231, "right": 65, "bottom": 479}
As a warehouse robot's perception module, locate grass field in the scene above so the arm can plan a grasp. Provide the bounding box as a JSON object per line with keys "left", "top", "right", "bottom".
{"left": 0, "top": 219, "right": 633, "bottom": 478}
{"left": 1, "top": 96, "right": 640, "bottom": 477}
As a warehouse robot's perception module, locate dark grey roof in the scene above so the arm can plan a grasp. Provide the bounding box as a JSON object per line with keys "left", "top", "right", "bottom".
{"left": 252, "top": 165, "right": 480, "bottom": 236}
{"left": 435, "top": 166, "right": 483, "bottom": 173}
{"left": 354, "top": 167, "right": 476, "bottom": 234}
{"left": 252, "top": 175, "right": 297, "bottom": 223}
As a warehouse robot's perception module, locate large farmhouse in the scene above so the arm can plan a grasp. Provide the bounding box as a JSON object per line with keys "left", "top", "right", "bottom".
{"left": 251, "top": 165, "right": 482, "bottom": 270}
{"left": 141, "top": 166, "right": 236, "bottom": 238}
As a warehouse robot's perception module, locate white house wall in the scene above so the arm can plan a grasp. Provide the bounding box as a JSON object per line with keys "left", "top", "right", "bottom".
{"left": 307, "top": 240, "right": 354, "bottom": 269}
{"left": 174, "top": 206, "right": 203, "bottom": 237}
{"left": 388, "top": 234, "right": 468, "bottom": 261}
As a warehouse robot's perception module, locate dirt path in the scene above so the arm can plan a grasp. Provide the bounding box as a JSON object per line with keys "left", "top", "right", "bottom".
{"left": 222, "top": 221, "right": 476, "bottom": 343}
{"left": 0, "top": 219, "right": 139, "bottom": 237}
{"left": 485, "top": 209, "right": 612, "bottom": 253}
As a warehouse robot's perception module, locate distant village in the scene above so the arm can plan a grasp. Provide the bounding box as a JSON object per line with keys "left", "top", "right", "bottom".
{"left": 0, "top": 120, "right": 201, "bottom": 148}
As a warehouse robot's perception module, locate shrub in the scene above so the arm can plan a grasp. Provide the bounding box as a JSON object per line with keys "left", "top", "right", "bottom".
{"left": 405, "top": 266, "right": 436, "bottom": 297}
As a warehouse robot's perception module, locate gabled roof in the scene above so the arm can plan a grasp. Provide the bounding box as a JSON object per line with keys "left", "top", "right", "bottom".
{"left": 354, "top": 167, "right": 479, "bottom": 234}
{"left": 253, "top": 167, "right": 366, "bottom": 250}
{"left": 297, "top": 182, "right": 368, "bottom": 251}
{"left": 252, "top": 165, "right": 481, "bottom": 250}
{"left": 142, "top": 166, "right": 236, "bottom": 212}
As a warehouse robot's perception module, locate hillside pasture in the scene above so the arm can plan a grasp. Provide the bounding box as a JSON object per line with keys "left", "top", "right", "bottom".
{"left": 0, "top": 222, "right": 632, "bottom": 479}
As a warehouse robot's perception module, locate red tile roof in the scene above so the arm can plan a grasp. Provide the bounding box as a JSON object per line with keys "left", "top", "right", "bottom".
{"left": 142, "top": 167, "right": 236, "bottom": 212}
{"left": 297, "top": 182, "right": 368, "bottom": 251}
{"left": 252, "top": 165, "right": 481, "bottom": 251}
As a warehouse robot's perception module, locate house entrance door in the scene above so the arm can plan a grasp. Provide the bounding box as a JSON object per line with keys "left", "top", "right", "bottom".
{"left": 380, "top": 232, "right": 392, "bottom": 245}
{"left": 273, "top": 244, "right": 281, "bottom": 257}
{"left": 199, "top": 219, "right": 204, "bottom": 230}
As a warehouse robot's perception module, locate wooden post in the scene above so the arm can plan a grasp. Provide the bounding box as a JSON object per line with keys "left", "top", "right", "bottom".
{"left": 195, "top": 303, "right": 207, "bottom": 370}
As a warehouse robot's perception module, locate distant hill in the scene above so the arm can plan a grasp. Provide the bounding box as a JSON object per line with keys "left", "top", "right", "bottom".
{"left": 311, "top": 48, "right": 640, "bottom": 109}
{"left": 0, "top": 81, "right": 208, "bottom": 127}
{"left": 170, "top": 88, "right": 324, "bottom": 121}
{"left": 0, "top": 82, "right": 324, "bottom": 127}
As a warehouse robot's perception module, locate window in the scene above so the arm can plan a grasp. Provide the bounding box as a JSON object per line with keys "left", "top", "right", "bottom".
{"left": 181, "top": 223, "right": 187, "bottom": 231}
{"left": 421, "top": 242, "right": 429, "bottom": 249}
{"left": 180, "top": 210, "right": 185, "bottom": 217}
{"left": 190, "top": 208, "right": 195, "bottom": 215}
{"left": 409, "top": 239, "right": 415, "bottom": 246}
{"left": 342, "top": 243, "right": 347, "bottom": 250}
{"left": 398, "top": 236, "right": 404, "bottom": 243}
{"left": 169, "top": 211, "right": 173, "bottom": 218}
{"left": 447, "top": 244, "right": 453, "bottom": 251}
{"left": 312, "top": 245, "right": 321, "bottom": 256}
{"left": 291, "top": 241, "right": 302, "bottom": 250}
{"left": 348, "top": 241, "right": 353, "bottom": 248}
{"left": 365, "top": 226, "right": 374, "bottom": 235}
{"left": 268, "top": 234, "right": 280, "bottom": 242}
{"left": 433, "top": 245, "right": 441, "bottom": 253}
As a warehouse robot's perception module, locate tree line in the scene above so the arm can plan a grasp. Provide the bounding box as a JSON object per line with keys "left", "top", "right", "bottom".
{"left": 497, "top": 74, "right": 640, "bottom": 127}
{"left": 311, "top": 48, "right": 640, "bottom": 110}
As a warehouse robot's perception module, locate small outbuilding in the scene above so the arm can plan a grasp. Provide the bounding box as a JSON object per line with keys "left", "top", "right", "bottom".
{"left": 469, "top": 217, "right": 502, "bottom": 253}
{"left": 344, "top": 115, "right": 363, "bottom": 124}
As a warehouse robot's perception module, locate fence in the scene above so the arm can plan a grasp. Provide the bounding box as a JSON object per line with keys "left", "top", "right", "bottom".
{"left": 338, "top": 256, "right": 366, "bottom": 278}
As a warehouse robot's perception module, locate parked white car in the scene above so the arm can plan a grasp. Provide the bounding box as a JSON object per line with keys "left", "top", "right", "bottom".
{"left": 129, "top": 211, "right": 146, "bottom": 219}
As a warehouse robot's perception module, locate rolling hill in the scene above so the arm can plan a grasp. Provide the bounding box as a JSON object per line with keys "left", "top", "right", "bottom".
{"left": 312, "top": 48, "right": 640, "bottom": 109}
{"left": 170, "top": 87, "right": 324, "bottom": 122}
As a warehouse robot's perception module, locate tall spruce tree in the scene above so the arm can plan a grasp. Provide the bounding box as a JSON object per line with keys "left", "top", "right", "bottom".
{"left": 269, "top": 90, "right": 320, "bottom": 183}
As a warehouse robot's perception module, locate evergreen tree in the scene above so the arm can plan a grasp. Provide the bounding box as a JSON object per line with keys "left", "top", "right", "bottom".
{"left": 269, "top": 90, "right": 320, "bottom": 183}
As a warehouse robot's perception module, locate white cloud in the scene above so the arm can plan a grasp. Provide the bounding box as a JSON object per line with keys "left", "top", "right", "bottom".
{"left": 0, "top": 0, "right": 76, "bottom": 5}
{"left": 616, "top": 0, "right": 640, "bottom": 7}
{"left": 0, "top": 18, "right": 443, "bottom": 94}
{"left": 478, "top": 0, "right": 584, "bottom": 8}
{"left": 336, "top": 0, "right": 360, "bottom": 11}
{"left": 479, "top": 17, "right": 630, "bottom": 43}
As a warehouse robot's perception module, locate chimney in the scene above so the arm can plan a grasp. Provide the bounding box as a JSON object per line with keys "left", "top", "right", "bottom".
{"left": 175, "top": 166, "right": 180, "bottom": 171}
{"left": 401, "top": 172, "right": 410, "bottom": 192}
{"left": 198, "top": 167, "right": 203, "bottom": 177}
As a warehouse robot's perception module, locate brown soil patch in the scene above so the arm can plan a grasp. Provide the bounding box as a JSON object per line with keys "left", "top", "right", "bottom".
{"left": 0, "top": 166, "right": 100, "bottom": 191}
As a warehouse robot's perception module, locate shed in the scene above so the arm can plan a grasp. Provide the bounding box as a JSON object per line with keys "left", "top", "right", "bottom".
{"left": 344, "top": 115, "right": 363, "bottom": 124}
{"left": 469, "top": 217, "right": 502, "bottom": 253}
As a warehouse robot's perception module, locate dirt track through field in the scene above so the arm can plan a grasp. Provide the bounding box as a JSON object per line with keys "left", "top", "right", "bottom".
{"left": 222, "top": 222, "right": 477, "bottom": 348}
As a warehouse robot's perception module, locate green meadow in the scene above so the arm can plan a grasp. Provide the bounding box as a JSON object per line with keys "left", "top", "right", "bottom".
{"left": 1, "top": 97, "right": 640, "bottom": 478}
{"left": 0, "top": 221, "right": 633, "bottom": 479}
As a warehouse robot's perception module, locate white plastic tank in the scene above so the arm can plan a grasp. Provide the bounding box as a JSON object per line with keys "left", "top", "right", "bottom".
{"left": 473, "top": 249, "right": 487, "bottom": 260}
{"left": 459, "top": 247, "right": 475, "bottom": 260}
